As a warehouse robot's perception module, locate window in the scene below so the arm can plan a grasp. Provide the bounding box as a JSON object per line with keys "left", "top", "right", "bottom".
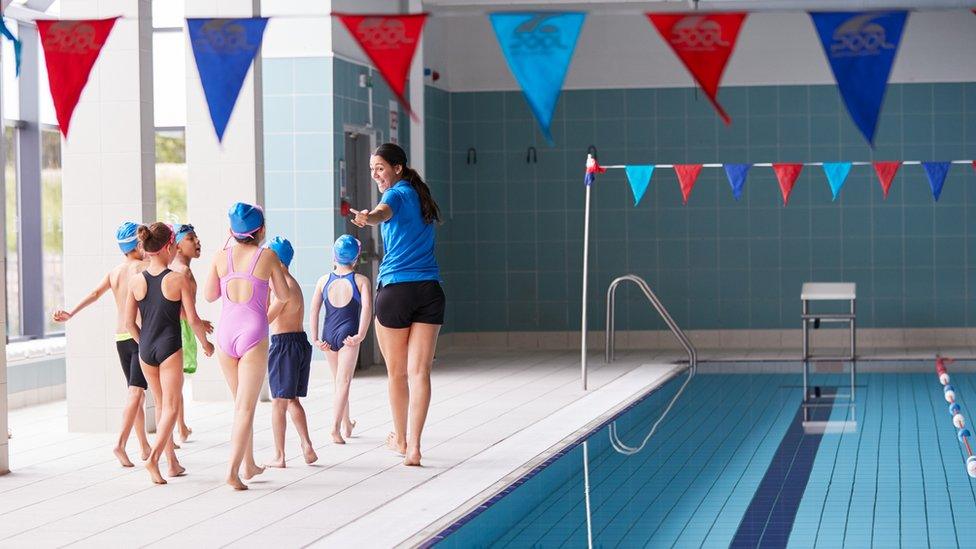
{"left": 156, "top": 130, "right": 187, "bottom": 223}
{"left": 41, "top": 128, "right": 62, "bottom": 334}
{"left": 4, "top": 125, "right": 19, "bottom": 338}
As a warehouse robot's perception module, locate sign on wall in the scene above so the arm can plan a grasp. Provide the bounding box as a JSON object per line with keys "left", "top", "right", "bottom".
{"left": 389, "top": 99, "right": 399, "bottom": 144}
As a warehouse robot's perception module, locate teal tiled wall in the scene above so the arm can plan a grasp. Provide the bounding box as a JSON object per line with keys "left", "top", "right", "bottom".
{"left": 437, "top": 83, "right": 976, "bottom": 332}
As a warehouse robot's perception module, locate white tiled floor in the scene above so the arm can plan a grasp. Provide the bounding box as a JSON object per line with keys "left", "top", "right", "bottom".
{"left": 0, "top": 350, "right": 677, "bottom": 548}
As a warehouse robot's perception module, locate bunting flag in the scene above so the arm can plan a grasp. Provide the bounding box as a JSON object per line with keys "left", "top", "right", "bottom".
{"left": 334, "top": 13, "right": 427, "bottom": 120}
{"left": 187, "top": 18, "right": 269, "bottom": 142}
{"left": 584, "top": 155, "right": 605, "bottom": 186}
{"left": 723, "top": 163, "right": 751, "bottom": 200}
{"left": 647, "top": 13, "right": 747, "bottom": 124}
{"left": 873, "top": 161, "right": 901, "bottom": 199}
{"left": 674, "top": 164, "right": 703, "bottom": 205}
{"left": 37, "top": 18, "right": 118, "bottom": 138}
{"left": 624, "top": 165, "right": 654, "bottom": 205}
{"left": 822, "top": 162, "right": 852, "bottom": 201}
{"left": 0, "top": 16, "right": 21, "bottom": 76}
{"left": 922, "top": 161, "right": 951, "bottom": 202}
{"left": 490, "top": 12, "right": 586, "bottom": 144}
{"left": 810, "top": 11, "right": 908, "bottom": 146}
{"left": 772, "top": 163, "right": 803, "bottom": 206}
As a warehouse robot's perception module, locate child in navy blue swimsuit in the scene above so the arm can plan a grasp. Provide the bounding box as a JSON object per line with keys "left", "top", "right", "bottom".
{"left": 310, "top": 235, "right": 373, "bottom": 444}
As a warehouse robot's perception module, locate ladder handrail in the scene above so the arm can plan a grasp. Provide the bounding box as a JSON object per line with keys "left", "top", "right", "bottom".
{"left": 604, "top": 274, "right": 697, "bottom": 455}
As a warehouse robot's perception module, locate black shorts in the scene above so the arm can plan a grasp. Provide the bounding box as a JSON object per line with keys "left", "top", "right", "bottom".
{"left": 116, "top": 338, "right": 148, "bottom": 389}
{"left": 375, "top": 281, "right": 446, "bottom": 329}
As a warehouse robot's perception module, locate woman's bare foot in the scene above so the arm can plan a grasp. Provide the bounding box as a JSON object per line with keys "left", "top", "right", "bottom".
{"left": 404, "top": 446, "right": 422, "bottom": 467}
{"left": 168, "top": 463, "right": 187, "bottom": 477}
{"left": 179, "top": 426, "right": 192, "bottom": 444}
{"left": 241, "top": 463, "right": 265, "bottom": 480}
{"left": 332, "top": 431, "right": 346, "bottom": 445}
{"left": 303, "top": 444, "right": 318, "bottom": 465}
{"left": 343, "top": 419, "right": 357, "bottom": 439}
{"left": 113, "top": 446, "right": 134, "bottom": 468}
{"left": 266, "top": 455, "right": 286, "bottom": 468}
{"left": 146, "top": 460, "right": 167, "bottom": 484}
{"left": 141, "top": 445, "right": 151, "bottom": 461}
{"left": 386, "top": 432, "right": 406, "bottom": 456}
{"left": 227, "top": 475, "right": 248, "bottom": 491}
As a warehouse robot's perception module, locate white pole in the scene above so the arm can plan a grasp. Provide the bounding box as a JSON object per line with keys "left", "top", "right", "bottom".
{"left": 583, "top": 440, "right": 594, "bottom": 549}
{"left": 581, "top": 159, "right": 592, "bottom": 391}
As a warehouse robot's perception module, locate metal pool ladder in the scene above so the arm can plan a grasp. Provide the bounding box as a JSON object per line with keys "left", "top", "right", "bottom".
{"left": 604, "top": 275, "right": 698, "bottom": 455}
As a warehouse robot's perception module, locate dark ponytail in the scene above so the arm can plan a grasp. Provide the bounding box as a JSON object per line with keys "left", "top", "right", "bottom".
{"left": 373, "top": 143, "right": 441, "bottom": 225}
{"left": 137, "top": 222, "right": 174, "bottom": 254}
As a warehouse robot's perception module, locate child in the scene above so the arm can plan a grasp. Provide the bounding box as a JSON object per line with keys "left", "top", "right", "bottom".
{"left": 310, "top": 235, "right": 372, "bottom": 444}
{"left": 265, "top": 237, "right": 317, "bottom": 467}
{"left": 168, "top": 224, "right": 214, "bottom": 444}
{"left": 52, "top": 221, "right": 152, "bottom": 468}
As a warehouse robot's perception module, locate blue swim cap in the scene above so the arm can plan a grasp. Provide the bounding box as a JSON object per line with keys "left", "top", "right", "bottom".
{"left": 174, "top": 223, "right": 195, "bottom": 244}
{"left": 116, "top": 221, "right": 140, "bottom": 254}
{"left": 333, "top": 234, "right": 361, "bottom": 265}
{"left": 228, "top": 202, "right": 264, "bottom": 237}
{"left": 267, "top": 236, "right": 294, "bottom": 268}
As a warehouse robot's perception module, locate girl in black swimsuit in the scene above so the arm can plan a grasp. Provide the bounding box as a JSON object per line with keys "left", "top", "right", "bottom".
{"left": 125, "top": 223, "right": 214, "bottom": 485}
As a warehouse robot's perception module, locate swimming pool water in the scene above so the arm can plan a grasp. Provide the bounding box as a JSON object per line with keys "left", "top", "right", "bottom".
{"left": 430, "top": 369, "right": 976, "bottom": 548}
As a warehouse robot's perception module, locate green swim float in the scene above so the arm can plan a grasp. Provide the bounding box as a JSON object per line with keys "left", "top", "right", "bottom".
{"left": 181, "top": 319, "right": 197, "bottom": 374}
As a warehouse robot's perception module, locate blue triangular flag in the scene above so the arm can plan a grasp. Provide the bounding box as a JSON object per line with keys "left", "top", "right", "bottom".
{"left": 810, "top": 12, "right": 907, "bottom": 146}
{"left": 822, "top": 162, "right": 852, "bottom": 201}
{"left": 723, "top": 164, "right": 751, "bottom": 201}
{"left": 0, "top": 17, "right": 22, "bottom": 76}
{"left": 187, "top": 18, "right": 269, "bottom": 142}
{"left": 922, "top": 162, "right": 951, "bottom": 201}
{"left": 489, "top": 13, "right": 585, "bottom": 145}
{"left": 624, "top": 165, "right": 654, "bottom": 205}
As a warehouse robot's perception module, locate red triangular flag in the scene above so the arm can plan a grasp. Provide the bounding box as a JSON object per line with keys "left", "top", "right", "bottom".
{"left": 873, "top": 161, "right": 901, "bottom": 200}
{"left": 647, "top": 13, "right": 747, "bottom": 124}
{"left": 37, "top": 18, "right": 118, "bottom": 138}
{"left": 334, "top": 13, "right": 426, "bottom": 121}
{"left": 772, "top": 163, "right": 803, "bottom": 206}
{"left": 674, "top": 164, "right": 702, "bottom": 205}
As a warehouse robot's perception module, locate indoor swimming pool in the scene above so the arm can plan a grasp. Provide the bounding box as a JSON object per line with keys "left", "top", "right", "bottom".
{"left": 430, "top": 367, "right": 976, "bottom": 548}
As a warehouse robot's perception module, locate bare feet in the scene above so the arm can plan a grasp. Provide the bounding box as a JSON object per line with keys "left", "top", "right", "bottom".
{"left": 343, "top": 419, "right": 357, "bottom": 439}
{"left": 266, "top": 455, "right": 286, "bottom": 468}
{"left": 303, "top": 444, "right": 319, "bottom": 465}
{"left": 241, "top": 463, "right": 265, "bottom": 480}
{"left": 227, "top": 475, "right": 248, "bottom": 491}
{"left": 113, "top": 446, "right": 134, "bottom": 468}
{"left": 168, "top": 463, "right": 187, "bottom": 477}
{"left": 179, "top": 426, "right": 192, "bottom": 444}
{"left": 386, "top": 432, "right": 406, "bottom": 456}
{"left": 404, "top": 446, "right": 422, "bottom": 467}
{"left": 332, "top": 431, "right": 346, "bottom": 445}
{"left": 146, "top": 460, "right": 167, "bottom": 484}
{"left": 141, "top": 446, "right": 151, "bottom": 461}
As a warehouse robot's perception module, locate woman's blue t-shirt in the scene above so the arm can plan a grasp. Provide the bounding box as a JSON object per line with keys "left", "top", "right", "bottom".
{"left": 378, "top": 180, "right": 440, "bottom": 286}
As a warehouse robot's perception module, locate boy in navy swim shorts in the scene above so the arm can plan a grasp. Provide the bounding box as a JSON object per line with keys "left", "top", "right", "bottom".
{"left": 266, "top": 237, "right": 317, "bottom": 467}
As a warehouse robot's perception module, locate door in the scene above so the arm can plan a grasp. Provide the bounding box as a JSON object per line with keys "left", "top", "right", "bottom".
{"left": 343, "top": 131, "right": 380, "bottom": 369}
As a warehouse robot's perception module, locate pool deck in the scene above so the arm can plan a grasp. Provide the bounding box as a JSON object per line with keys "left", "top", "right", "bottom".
{"left": 0, "top": 350, "right": 678, "bottom": 548}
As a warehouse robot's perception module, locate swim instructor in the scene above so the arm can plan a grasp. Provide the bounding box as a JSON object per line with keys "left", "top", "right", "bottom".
{"left": 352, "top": 142, "right": 444, "bottom": 467}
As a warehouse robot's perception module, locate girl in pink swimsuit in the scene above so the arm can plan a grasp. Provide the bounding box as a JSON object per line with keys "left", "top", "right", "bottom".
{"left": 205, "top": 202, "right": 290, "bottom": 491}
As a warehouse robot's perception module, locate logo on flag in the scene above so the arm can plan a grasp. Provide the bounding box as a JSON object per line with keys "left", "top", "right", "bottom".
{"left": 647, "top": 13, "right": 747, "bottom": 124}
{"left": 37, "top": 17, "right": 118, "bottom": 138}
{"left": 335, "top": 13, "right": 427, "bottom": 121}
{"left": 490, "top": 12, "right": 586, "bottom": 145}
{"left": 187, "top": 18, "right": 268, "bottom": 142}
{"left": 810, "top": 11, "right": 907, "bottom": 146}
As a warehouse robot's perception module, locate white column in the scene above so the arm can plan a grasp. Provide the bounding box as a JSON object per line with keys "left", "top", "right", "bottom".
{"left": 62, "top": 0, "right": 155, "bottom": 432}
{"left": 0, "top": 6, "right": 9, "bottom": 474}
{"left": 408, "top": 0, "right": 424, "bottom": 172}
{"left": 185, "top": 0, "right": 264, "bottom": 401}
